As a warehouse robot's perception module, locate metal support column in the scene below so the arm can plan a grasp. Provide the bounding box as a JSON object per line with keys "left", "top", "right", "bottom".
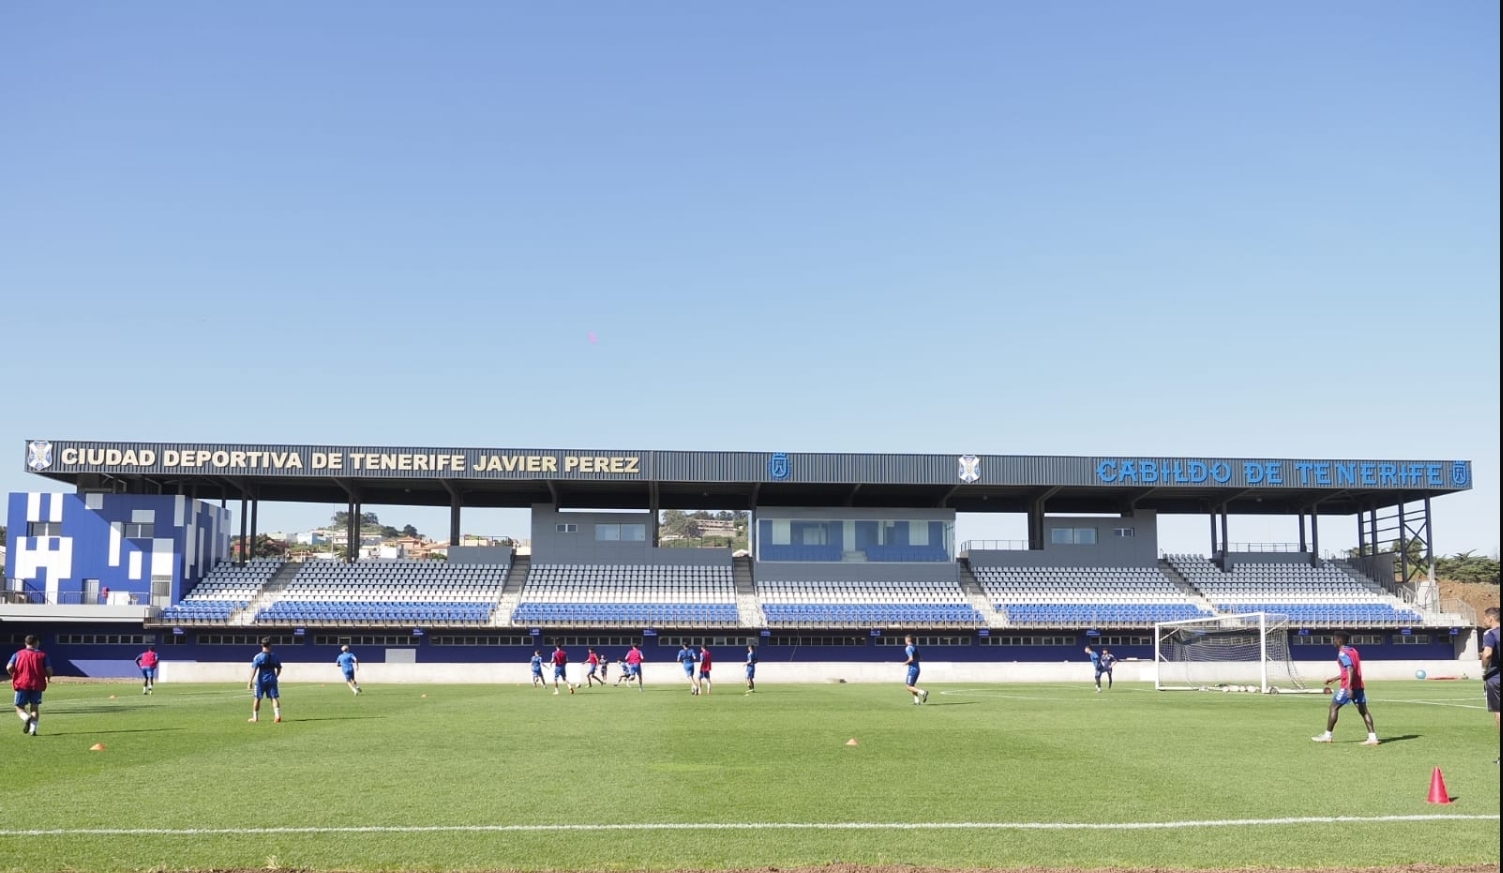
{"left": 238, "top": 491, "right": 248, "bottom": 567}
{"left": 1310, "top": 507, "right": 1320, "bottom": 563}
{"left": 1209, "top": 512, "right": 1218, "bottom": 554}
{"left": 346, "top": 494, "right": 357, "bottom": 564}
{"left": 1356, "top": 508, "right": 1366, "bottom": 556}
{"left": 1298, "top": 511, "right": 1307, "bottom": 552}
{"left": 1423, "top": 495, "right": 1435, "bottom": 580}
{"left": 1219, "top": 507, "right": 1229, "bottom": 556}
{"left": 1397, "top": 502, "right": 1409, "bottom": 583}
{"left": 249, "top": 488, "right": 259, "bottom": 561}
{"left": 450, "top": 496, "right": 461, "bottom": 546}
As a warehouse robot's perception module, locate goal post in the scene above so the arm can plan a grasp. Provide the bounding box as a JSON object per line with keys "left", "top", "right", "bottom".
{"left": 1154, "top": 612, "right": 1310, "bottom": 693}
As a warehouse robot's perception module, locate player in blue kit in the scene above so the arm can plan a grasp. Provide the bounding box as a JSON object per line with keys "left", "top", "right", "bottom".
{"left": 903, "top": 635, "right": 927, "bottom": 704}
{"left": 1096, "top": 647, "right": 1117, "bottom": 692}
{"left": 678, "top": 643, "right": 700, "bottom": 695}
{"left": 247, "top": 638, "right": 283, "bottom": 724}
{"left": 529, "top": 651, "right": 547, "bottom": 689}
{"left": 335, "top": 645, "right": 361, "bottom": 695}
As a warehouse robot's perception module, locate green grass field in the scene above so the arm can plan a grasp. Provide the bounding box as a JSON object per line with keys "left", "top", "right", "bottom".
{"left": 1, "top": 677, "right": 1496, "bottom": 873}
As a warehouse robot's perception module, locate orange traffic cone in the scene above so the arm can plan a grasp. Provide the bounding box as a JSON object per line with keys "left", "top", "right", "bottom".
{"left": 89, "top": 743, "right": 106, "bottom": 751}
{"left": 1426, "top": 767, "right": 1451, "bottom": 804}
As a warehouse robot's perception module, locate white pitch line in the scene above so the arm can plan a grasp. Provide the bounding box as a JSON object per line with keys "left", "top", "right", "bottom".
{"left": 1, "top": 814, "right": 1495, "bottom": 837}
{"left": 1375, "top": 698, "right": 1488, "bottom": 710}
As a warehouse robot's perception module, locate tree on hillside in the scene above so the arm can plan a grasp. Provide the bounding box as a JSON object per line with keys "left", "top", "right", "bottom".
{"left": 233, "top": 534, "right": 287, "bottom": 560}
{"left": 331, "top": 511, "right": 381, "bottom": 529}
{"left": 402, "top": 524, "right": 420, "bottom": 538}
{"left": 1435, "top": 551, "right": 1501, "bottom": 585}
{"left": 0, "top": 524, "right": 6, "bottom": 543}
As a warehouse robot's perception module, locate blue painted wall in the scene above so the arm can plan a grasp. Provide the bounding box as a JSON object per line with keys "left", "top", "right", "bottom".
{"left": 5, "top": 493, "right": 231, "bottom": 604}
{"left": 1, "top": 626, "right": 1458, "bottom": 677}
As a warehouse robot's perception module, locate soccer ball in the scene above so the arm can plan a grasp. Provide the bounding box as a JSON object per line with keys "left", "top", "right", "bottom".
{"left": 1415, "top": 669, "right": 1427, "bottom": 680}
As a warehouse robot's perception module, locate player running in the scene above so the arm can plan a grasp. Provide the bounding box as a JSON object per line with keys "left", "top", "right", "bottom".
{"left": 336, "top": 645, "right": 361, "bottom": 695}
{"left": 585, "top": 647, "right": 605, "bottom": 688}
{"left": 903, "top": 635, "right": 928, "bottom": 704}
{"left": 247, "top": 637, "right": 284, "bottom": 724}
{"left": 529, "top": 651, "right": 547, "bottom": 689}
{"left": 697, "top": 645, "right": 713, "bottom": 695}
{"left": 678, "top": 643, "right": 700, "bottom": 695}
{"left": 135, "top": 644, "right": 159, "bottom": 695}
{"left": 551, "top": 645, "right": 576, "bottom": 696}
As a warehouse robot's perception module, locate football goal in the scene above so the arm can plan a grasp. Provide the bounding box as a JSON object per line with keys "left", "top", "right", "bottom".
{"left": 1154, "top": 612, "right": 1314, "bottom": 693}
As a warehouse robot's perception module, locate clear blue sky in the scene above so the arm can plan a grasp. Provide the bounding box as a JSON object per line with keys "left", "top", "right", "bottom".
{"left": 2, "top": 3, "right": 1497, "bottom": 556}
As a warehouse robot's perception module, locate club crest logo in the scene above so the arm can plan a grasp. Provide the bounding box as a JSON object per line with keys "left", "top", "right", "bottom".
{"left": 768, "top": 453, "right": 790, "bottom": 481}
{"left": 1450, "top": 462, "right": 1470, "bottom": 487}
{"left": 26, "top": 440, "right": 54, "bottom": 471}
{"left": 958, "top": 454, "right": 980, "bottom": 483}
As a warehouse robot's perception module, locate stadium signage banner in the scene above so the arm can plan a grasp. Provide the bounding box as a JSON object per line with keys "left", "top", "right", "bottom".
{"left": 23, "top": 440, "right": 1472, "bottom": 491}
{"left": 1093, "top": 457, "right": 1468, "bottom": 489}
{"left": 27, "top": 441, "right": 645, "bottom": 479}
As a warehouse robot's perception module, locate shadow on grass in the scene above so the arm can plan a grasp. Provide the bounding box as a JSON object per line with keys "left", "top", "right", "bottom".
{"left": 281, "top": 715, "right": 386, "bottom": 723}
{"left": 42, "top": 727, "right": 186, "bottom": 736}
{"left": 1375, "top": 734, "right": 1423, "bottom": 744}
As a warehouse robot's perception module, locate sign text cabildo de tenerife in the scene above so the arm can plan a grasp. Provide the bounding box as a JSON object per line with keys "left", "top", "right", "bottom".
{"left": 23, "top": 440, "right": 1473, "bottom": 491}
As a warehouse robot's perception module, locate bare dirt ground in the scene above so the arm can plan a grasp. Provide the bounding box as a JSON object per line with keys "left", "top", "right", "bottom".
{"left": 141, "top": 859, "right": 1503, "bottom": 865}
{"left": 1439, "top": 580, "right": 1498, "bottom": 624}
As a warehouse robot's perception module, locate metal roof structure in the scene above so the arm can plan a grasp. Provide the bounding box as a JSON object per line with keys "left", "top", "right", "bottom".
{"left": 22, "top": 439, "right": 1474, "bottom": 516}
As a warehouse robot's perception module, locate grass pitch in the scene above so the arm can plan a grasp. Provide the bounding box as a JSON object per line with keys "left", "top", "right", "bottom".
{"left": 0, "top": 677, "right": 1496, "bottom": 873}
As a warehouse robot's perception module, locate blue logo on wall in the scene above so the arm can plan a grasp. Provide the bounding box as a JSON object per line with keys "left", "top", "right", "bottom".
{"left": 1450, "top": 462, "right": 1470, "bottom": 487}
{"left": 768, "top": 453, "right": 790, "bottom": 480}
{"left": 26, "top": 440, "right": 53, "bottom": 471}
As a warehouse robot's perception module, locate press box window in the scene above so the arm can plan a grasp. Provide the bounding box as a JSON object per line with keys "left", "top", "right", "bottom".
{"left": 556, "top": 523, "right": 578, "bottom": 534}
{"left": 1050, "top": 527, "right": 1097, "bottom": 545}
{"left": 1113, "top": 528, "right": 1135, "bottom": 538}
{"left": 28, "top": 522, "right": 63, "bottom": 537}
{"left": 124, "top": 523, "right": 154, "bottom": 539}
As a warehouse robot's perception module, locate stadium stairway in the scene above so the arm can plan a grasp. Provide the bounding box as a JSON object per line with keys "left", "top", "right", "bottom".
{"left": 957, "top": 558, "right": 1008, "bottom": 628}
{"left": 230, "top": 561, "right": 301, "bottom": 625}
{"left": 733, "top": 556, "right": 766, "bottom": 626}
{"left": 490, "top": 554, "right": 531, "bottom": 627}
{"left": 1157, "top": 559, "right": 1218, "bottom": 616}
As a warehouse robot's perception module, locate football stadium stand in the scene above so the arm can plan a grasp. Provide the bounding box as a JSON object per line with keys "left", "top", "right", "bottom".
{"left": 4, "top": 440, "right": 1476, "bottom": 678}
{"left": 1164, "top": 554, "right": 1426, "bottom": 626}
{"left": 755, "top": 564, "right": 985, "bottom": 628}
{"left": 251, "top": 559, "right": 510, "bottom": 626}
{"left": 158, "top": 558, "right": 282, "bottom": 623}
{"left": 511, "top": 561, "right": 739, "bottom": 627}
{"left": 970, "top": 563, "right": 1213, "bottom": 627}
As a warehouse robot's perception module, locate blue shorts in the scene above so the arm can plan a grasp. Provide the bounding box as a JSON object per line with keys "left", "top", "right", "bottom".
{"left": 13, "top": 689, "right": 43, "bottom": 707}
{"left": 682, "top": 664, "right": 695, "bottom": 677}
{"left": 553, "top": 665, "right": 567, "bottom": 679}
{"left": 699, "top": 669, "right": 711, "bottom": 680}
{"left": 906, "top": 666, "right": 920, "bottom": 687}
{"left": 141, "top": 667, "right": 158, "bottom": 680}
{"left": 628, "top": 664, "right": 641, "bottom": 677}
{"left": 587, "top": 665, "right": 598, "bottom": 676}
{"left": 531, "top": 669, "right": 543, "bottom": 679}
{"left": 342, "top": 669, "right": 355, "bottom": 681}
{"left": 746, "top": 665, "right": 756, "bottom": 679}
{"left": 255, "top": 680, "right": 280, "bottom": 700}
{"left": 1332, "top": 688, "right": 1367, "bottom": 707}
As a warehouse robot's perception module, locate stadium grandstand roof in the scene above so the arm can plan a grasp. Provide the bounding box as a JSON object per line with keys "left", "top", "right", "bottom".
{"left": 22, "top": 439, "right": 1473, "bottom": 516}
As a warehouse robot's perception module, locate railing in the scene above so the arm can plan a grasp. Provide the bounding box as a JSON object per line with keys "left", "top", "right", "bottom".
{"left": 960, "top": 540, "right": 1030, "bottom": 552}
{"left": 1226, "top": 542, "right": 1304, "bottom": 553}
{"left": 1, "top": 590, "right": 135, "bottom": 606}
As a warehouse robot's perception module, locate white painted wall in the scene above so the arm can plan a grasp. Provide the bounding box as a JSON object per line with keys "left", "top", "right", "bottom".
{"left": 156, "top": 658, "right": 1482, "bottom": 686}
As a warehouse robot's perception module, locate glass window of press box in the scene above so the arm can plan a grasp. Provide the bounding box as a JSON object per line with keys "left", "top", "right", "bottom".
{"left": 755, "top": 517, "right": 955, "bottom": 562}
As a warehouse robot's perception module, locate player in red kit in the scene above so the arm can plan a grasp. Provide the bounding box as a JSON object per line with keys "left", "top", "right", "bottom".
{"left": 1313, "top": 631, "right": 1379, "bottom": 745}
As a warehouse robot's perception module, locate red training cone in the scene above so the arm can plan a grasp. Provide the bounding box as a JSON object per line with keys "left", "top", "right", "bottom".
{"left": 1426, "top": 767, "right": 1451, "bottom": 804}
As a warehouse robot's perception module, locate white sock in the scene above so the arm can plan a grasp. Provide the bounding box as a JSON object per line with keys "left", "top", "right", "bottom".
{"left": 17, "top": 711, "right": 29, "bottom": 723}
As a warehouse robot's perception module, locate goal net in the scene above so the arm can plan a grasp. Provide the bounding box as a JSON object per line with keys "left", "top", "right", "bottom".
{"left": 1154, "top": 612, "right": 1310, "bottom": 693}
